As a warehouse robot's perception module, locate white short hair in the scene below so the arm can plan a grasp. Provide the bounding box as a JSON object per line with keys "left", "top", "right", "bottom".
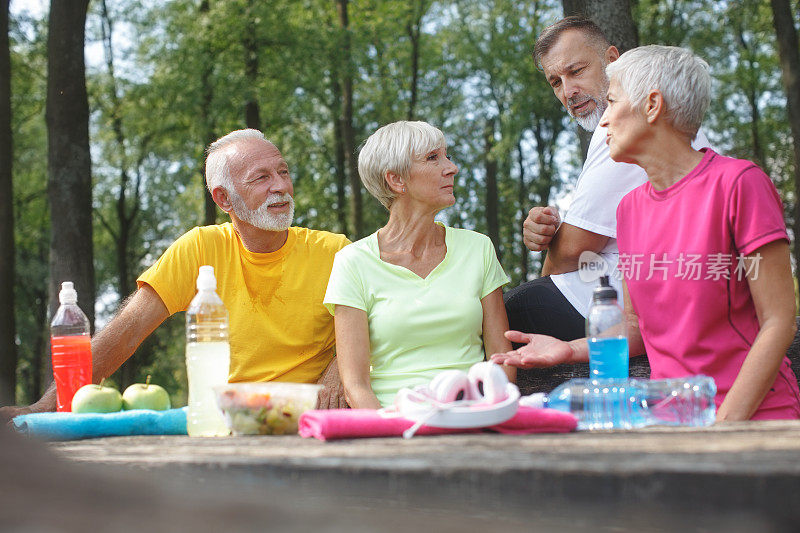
{"left": 605, "top": 45, "right": 710, "bottom": 138}
{"left": 205, "top": 129, "right": 270, "bottom": 193}
{"left": 358, "top": 121, "right": 446, "bottom": 209}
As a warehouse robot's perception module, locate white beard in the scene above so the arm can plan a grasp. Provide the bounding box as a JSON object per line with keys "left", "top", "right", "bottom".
{"left": 569, "top": 74, "right": 610, "bottom": 132}
{"left": 569, "top": 96, "right": 607, "bottom": 131}
{"left": 230, "top": 192, "right": 295, "bottom": 231}
{"left": 573, "top": 100, "right": 606, "bottom": 132}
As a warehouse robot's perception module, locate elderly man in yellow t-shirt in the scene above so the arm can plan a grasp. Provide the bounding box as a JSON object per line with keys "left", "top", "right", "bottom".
{"left": 2, "top": 129, "right": 349, "bottom": 419}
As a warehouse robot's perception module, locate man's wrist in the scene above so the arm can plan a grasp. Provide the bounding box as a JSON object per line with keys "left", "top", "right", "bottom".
{"left": 33, "top": 387, "right": 58, "bottom": 412}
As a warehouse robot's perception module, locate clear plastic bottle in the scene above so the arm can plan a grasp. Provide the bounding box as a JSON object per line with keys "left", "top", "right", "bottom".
{"left": 586, "top": 275, "right": 629, "bottom": 379}
{"left": 186, "top": 265, "right": 230, "bottom": 437}
{"left": 523, "top": 376, "right": 717, "bottom": 430}
{"left": 50, "top": 281, "right": 93, "bottom": 412}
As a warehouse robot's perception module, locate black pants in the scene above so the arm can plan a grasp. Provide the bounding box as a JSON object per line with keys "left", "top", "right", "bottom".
{"left": 503, "top": 276, "right": 589, "bottom": 394}
{"left": 504, "top": 276, "right": 649, "bottom": 394}
{"left": 504, "top": 276, "right": 585, "bottom": 341}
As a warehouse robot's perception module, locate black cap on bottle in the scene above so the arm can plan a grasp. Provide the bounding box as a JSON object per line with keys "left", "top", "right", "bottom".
{"left": 592, "top": 275, "right": 617, "bottom": 302}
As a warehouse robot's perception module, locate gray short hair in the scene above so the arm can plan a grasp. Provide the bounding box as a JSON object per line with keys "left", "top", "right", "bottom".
{"left": 533, "top": 16, "right": 610, "bottom": 71}
{"left": 358, "top": 121, "right": 446, "bottom": 209}
{"left": 205, "top": 129, "right": 270, "bottom": 193}
{"left": 605, "top": 45, "right": 710, "bottom": 138}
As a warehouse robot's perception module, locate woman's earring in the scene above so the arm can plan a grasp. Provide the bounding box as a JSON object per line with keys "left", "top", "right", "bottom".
{"left": 402, "top": 186, "right": 406, "bottom": 193}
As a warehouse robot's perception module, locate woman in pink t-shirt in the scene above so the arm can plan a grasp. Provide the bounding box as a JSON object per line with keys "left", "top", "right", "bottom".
{"left": 491, "top": 45, "right": 800, "bottom": 421}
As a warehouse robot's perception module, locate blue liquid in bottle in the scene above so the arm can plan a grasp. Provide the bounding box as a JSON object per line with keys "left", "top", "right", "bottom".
{"left": 588, "top": 336, "right": 629, "bottom": 379}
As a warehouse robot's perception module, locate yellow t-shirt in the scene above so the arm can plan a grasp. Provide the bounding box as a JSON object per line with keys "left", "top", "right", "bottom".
{"left": 137, "top": 224, "right": 349, "bottom": 384}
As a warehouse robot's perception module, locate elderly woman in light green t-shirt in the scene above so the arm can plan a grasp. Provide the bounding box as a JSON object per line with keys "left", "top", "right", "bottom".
{"left": 323, "top": 121, "right": 515, "bottom": 408}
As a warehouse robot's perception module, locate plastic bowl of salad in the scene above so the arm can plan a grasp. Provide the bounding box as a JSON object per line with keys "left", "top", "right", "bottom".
{"left": 213, "top": 382, "right": 323, "bottom": 435}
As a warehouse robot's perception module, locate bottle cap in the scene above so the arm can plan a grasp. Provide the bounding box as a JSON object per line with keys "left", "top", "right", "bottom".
{"left": 592, "top": 275, "right": 617, "bottom": 303}
{"left": 519, "top": 392, "right": 546, "bottom": 409}
{"left": 196, "top": 265, "right": 217, "bottom": 291}
{"left": 58, "top": 281, "right": 78, "bottom": 305}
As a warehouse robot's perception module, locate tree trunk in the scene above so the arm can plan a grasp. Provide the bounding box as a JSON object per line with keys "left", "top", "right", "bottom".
{"left": 202, "top": 127, "right": 218, "bottom": 226}
{"left": 31, "top": 282, "right": 48, "bottom": 401}
{"left": 243, "top": 0, "right": 261, "bottom": 130}
{"left": 532, "top": 117, "right": 560, "bottom": 277}
{"left": 406, "top": 0, "right": 426, "bottom": 121}
{"left": 516, "top": 140, "right": 528, "bottom": 282}
{"left": 369, "top": 37, "right": 395, "bottom": 126}
{"left": 484, "top": 118, "right": 500, "bottom": 259}
{"left": 336, "top": 0, "right": 363, "bottom": 239}
{"left": 100, "top": 0, "right": 135, "bottom": 300}
{"left": 562, "top": 0, "right": 638, "bottom": 53}
{"left": 200, "top": 0, "right": 217, "bottom": 226}
{"left": 100, "top": 0, "right": 144, "bottom": 388}
{"left": 46, "top": 0, "right": 94, "bottom": 372}
{"left": 735, "top": 22, "right": 766, "bottom": 172}
{"left": 0, "top": 0, "right": 16, "bottom": 405}
{"left": 770, "top": 0, "right": 800, "bottom": 293}
{"left": 331, "top": 74, "right": 349, "bottom": 234}
{"left": 562, "top": 0, "right": 638, "bottom": 160}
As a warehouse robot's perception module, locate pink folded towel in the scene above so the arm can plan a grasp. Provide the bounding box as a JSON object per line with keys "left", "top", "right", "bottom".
{"left": 298, "top": 406, "right": 577, "bottom": 441}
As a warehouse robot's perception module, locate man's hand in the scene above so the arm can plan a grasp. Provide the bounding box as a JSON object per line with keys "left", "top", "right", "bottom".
{"left": 0, "top": 393, "right": 55, "bottom": 424}
{"left": 523, "top": 206, "right": 560, "bottom": 252}
{"left": 315, "top": 356, "right": 349, "bottom": 409}
{"left": 0, "top": 405, "right": 34, "bottom": 424}
{"left": 490, "top": 331, "right": 576, "bottom": 369}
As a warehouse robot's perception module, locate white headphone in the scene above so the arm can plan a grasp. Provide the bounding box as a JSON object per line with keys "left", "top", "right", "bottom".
{"left": 428, "top": 369, "right": 473, "bottom": 403}
{"left": 395, "top": 361, "right": 510, "bottom": 411}
{"left": 467, "top": 361, "right": 510, "bottom": 404}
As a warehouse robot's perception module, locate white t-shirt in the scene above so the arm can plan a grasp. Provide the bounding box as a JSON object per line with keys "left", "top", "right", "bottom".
{"left": 551, "top": 125, "right": 711, "bottom": 317}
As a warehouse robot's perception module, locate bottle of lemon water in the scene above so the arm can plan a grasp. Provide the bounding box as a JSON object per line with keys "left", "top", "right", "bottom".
{"left": 186, "top": 265, "right": 230, "bottom": 436}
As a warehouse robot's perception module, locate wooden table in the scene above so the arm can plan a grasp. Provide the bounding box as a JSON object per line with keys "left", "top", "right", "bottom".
{"left": 46, "top": 421, "right": 800, "bottom": 532}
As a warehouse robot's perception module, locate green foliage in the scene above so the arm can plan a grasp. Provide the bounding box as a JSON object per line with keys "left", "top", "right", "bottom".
{"left": 635, "top": 0, "right": 796, "bottom": 232}
{"left": 10, "top": 9, "right": 49, "bottom": 403}
{"left": 434, "top": 0, "right": 570, "bottom": 282}
{"left": 8, "top": 0, "right": 800, "bottom": 403}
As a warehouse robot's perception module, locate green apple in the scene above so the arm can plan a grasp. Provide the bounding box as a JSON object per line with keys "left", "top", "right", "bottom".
{"left": 72, "top": 380, "right": 123, "bottom": 413}
{"left": 122, "top": 375, "right": 171, "bottom": 411}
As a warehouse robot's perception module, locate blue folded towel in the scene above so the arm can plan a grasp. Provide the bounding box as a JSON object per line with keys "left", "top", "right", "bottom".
{"left": 12, "top": 407, "right": 188, "bottom": 441}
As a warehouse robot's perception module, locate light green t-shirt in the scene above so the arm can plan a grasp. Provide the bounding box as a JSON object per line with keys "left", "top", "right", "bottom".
{"left": 323, "top": 225, "right": 509, "bottom": 407}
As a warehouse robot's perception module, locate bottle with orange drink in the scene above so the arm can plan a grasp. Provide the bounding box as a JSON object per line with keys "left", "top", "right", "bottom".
{"left": 50, "top": 281, "right": 92, "bottom": 412}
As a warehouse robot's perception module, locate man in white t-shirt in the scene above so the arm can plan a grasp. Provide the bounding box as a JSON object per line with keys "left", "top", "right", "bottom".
{"left": 504, "top": 16, "right": 709, "bottom": 391}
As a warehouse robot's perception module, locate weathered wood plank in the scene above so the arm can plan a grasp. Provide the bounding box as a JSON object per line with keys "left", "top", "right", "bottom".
{"left": 37, "top": 421, "right": 800, "bottom": 532}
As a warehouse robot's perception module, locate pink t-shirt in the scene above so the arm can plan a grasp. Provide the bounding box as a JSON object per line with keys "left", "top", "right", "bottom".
{"left": 617, "top": 148, "right": 800, "bottom": 420}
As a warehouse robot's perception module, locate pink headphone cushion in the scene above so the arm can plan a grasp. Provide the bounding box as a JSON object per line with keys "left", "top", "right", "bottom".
{"left": 467, "top": 362, "right": 509, "bottom": 404}
{"left": 428, "top": 370, "right": 473, "bottom": 403}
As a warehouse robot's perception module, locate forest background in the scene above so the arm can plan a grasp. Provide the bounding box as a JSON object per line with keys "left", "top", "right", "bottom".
{"left": 2, "top": 0, "right": 800, "bottom": 407}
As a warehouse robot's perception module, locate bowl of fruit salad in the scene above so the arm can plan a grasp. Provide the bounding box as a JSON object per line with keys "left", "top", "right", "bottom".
{"left": 213, "top": 382, "right": 323, "bottom": 435}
